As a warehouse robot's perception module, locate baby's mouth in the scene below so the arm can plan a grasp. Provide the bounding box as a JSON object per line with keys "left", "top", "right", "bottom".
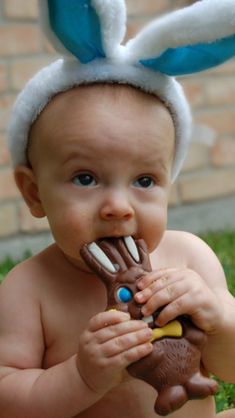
{"left": 86, "top": 236, "right": 140, "bottom": 274}
{"left": 96, "top": 236, "right": 140, "bottom": 263}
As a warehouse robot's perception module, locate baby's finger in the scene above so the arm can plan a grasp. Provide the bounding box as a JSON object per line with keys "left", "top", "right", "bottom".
{"left": 141, "top": 279, "right": 188, "bottom": 316}
{"left": 137, "top": 268, "right": 179, "bottom": 290}
{"left": 155, "top": 294, "right": 192, "bottom": 326}
{"left": 135, "top": 273, "right": 185, "bottom": 305}
{"left": 89, "top": 310, "right": 130, "bottom": 332}
{"left": 115, "top": 341, "right": 153, "bottom": 368}
{"left": 102, "top": 327, "right": 153, "bottom": 358}
{"left": 94, "top": 319, "right": 149, "bottom": 344}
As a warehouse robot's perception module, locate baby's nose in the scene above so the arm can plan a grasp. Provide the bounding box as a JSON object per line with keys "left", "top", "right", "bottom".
{"left": 100, "top": 190, "right": 134, "bottom": 220}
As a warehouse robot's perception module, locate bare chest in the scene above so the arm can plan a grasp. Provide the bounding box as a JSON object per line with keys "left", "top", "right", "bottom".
{"left": 41, "top": 305, "right": 215, "bottom": 418}
{"left": 40, "top": 276, "right": 107, "bottom": 367}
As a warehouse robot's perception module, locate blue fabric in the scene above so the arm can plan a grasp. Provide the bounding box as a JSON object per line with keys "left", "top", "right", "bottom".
{"left": 140, "top": 34, "right": 235, "bottom": 76}
{"left": 48, "top": 0, "right": 105, "bottom": 63}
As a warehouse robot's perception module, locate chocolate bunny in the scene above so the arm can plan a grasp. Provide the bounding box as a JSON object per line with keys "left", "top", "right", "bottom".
{"left": 80, "top": 237, "right": 218, "bottom": 415}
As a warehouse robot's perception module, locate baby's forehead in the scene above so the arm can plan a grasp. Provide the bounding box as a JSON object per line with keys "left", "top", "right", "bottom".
{"left": 31, "top": 83, "right": 175, "bottom": 150}
{"left": 29, "top": 82, "right": 175, "bottom": 169}
{"left": 48, "top": 83, "right": 170, "bottom": 114}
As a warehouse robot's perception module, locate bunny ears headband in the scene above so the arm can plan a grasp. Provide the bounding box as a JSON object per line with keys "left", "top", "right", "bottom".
{"left": 8, "top": 0, "right": 235, "bottom": 181}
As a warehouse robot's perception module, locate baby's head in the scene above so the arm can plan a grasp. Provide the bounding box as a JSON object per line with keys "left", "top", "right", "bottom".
{"left": 27, "top": 83, "right": 175, "bottom": 177}
{"left": 13, "top": 82, "right": 175, "bottom": 259}
{"left": 7, "top": 0, "right": 235, "bottom": 261}
{"left": 8, "top": 0, "right": 235, "bottom": 180}
{"left": 8, "top": 59, "right": 192, "bottom": 182}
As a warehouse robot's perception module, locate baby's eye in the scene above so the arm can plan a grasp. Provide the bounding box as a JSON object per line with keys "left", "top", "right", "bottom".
{"left": 72, "top": 173, "right": 97, "bottom": 187}
{"left": 116, "top": 287, "right": 133, "bottom": 303}
{"left": 133, "top": 176, "right": 155, "bottom": 189}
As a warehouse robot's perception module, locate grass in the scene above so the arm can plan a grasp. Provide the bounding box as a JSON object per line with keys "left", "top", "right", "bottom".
{"left": 201, "top": 232, "right": 235, "bottom": 412}
{"left": 0, "top": 251, "right": 31, "bottom": 284}
{"left": 0, "top": 232, "right": 235, "bottom": 411}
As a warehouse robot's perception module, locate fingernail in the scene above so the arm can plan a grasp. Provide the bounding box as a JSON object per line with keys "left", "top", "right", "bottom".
{"left": 135, "top": 292, "right": 144, "bottom": 302}
{"left": 141, "top": 306, "right": 148, "bottom": 316}
{"left": 146, "top": 342, "right": 153, "bottom": 351}
{"left": 146, "top": 328, "right": 153, "bottom": 338}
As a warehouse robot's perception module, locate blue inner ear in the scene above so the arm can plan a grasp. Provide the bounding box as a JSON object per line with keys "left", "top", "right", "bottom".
{"left": 48, "top": 0, "right": 105, "bottom": 63}
{"left": 140, "top": 34, "right": 235, "bottom": 76}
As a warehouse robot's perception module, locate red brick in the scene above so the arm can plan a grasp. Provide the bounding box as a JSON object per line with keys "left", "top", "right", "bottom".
{"left": 0, "top": 203, "right": 18, "bottom": 237}
{"left": 0, "top": 94, "right": 15, "bottom": 131}
{"left": 3, "top": 0, "right": 38, "bottom": 20}
{"left": 179, "top": 168, "right": 235, "bottom": 203}
{"left": 19, "top": 202, "right": 49, "bottom": 232}
{"left": 43, "top": 38, "right": 59, "bottom": 54}
{"left": 212, "top": 138, "right": 235, "bottom": 167}
{"left": 125, "top": 18, "right": 148, "bottom": 41}
{"left": 181, "top": 78, "right": 205, "bottom": 108}
{"left": 126, "top": 0, "right": 169, "bottom": 16}
{"left": 196, "top": 108, "right": 235, "bottom": 136}
{"left": 0, "top": 62, "right": 8, "bottom": 92}
{"left": 10, "top": 56, "right": 56, "bottom": 90}
{"left": 182, "top": 142, "right": 211, "bottom": 173}
{"left": 0, "top": 133, "right": 10, "bottom": 166}
{"left": 0, "top": 25, "right": 41, "bottom": 56}
{"left": 169, "top": 0, "right": 197, "bottom": 9}
{"left": 206, "top": 77, "right": 235, "bottom": 106}
{"left": 0, "top": 167, "right": 20, "bottom": 200}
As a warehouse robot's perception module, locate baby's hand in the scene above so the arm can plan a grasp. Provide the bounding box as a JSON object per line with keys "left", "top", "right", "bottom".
{"left": 76, "top": 310, "right": 153, "bottom": 395}
{"left": 135, "top": 268, "right": 223, "bottom": 334}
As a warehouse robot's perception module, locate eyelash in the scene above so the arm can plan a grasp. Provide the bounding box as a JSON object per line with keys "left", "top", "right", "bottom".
{"left": 71, "top": 173, "right": 156, "bottom": 189}
{"left": 72, "top": 173, "right": 97, "bottom": 187}
{"left": 133, "top": 176, "right": 156, "bottom": 189}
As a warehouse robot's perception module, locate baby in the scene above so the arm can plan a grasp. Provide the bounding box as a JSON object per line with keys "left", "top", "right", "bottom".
{"left": 1, "top": 1, "right": 235, "bottom": 417}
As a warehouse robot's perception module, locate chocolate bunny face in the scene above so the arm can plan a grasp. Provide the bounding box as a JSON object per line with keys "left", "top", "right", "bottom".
{"left": 80, "top": 236, "right": 218, "bottom": 416}
{"left": 80, "top": 237, "right": 152, "bottom": 320}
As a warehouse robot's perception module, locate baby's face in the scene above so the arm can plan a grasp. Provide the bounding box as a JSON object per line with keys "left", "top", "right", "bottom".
{"left": 28, "top": 84, "right": 175, "bottom": 267}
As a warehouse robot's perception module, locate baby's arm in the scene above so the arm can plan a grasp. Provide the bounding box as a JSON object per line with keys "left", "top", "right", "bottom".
{"left": 185, "top": 234, "right": 235, "bottom": 382}
{"left": 0, "top": 269, "right": 101, "bottom": 418}
{"left": 136, "top": 232, "right": 235, "bottom": 382}
{"left": 0, "top": 267, "right": 152, "bottom": 418}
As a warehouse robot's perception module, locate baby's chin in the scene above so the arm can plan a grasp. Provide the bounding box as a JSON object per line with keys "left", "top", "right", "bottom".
{"left": 57, "top": 246, "right": 92, "bottom": 272}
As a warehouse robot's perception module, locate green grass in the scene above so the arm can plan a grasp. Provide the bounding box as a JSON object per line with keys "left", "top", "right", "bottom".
{"left": 0, "top": 251, "right": 31, "bottom": 284}
{"left": 201, "top": 232, "right": 235, "bottom": 412}
{"left": 0, "top": 232, "right": 235, "bottom": 411}
{"left": 0, "top": 257, "right": 17, "bottom": 284}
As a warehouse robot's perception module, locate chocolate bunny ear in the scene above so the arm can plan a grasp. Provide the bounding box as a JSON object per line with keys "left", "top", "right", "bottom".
{"left": 80, "top": 237, "right": 151, "bottom": 288}
{"left": 125, "top": 0, "right": 235, "bottom": 76}
{"left": 39, "top": 0, "right": 126, "bottom": 63}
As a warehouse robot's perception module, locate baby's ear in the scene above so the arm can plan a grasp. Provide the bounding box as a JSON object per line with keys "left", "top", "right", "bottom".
{"left": 14, "top": 166, "right": 45, "bottom": 218}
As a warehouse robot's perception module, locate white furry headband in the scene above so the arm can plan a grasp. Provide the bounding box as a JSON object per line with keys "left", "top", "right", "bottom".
{"left": 7, "top": 0, "right": 235, "bottom": 181}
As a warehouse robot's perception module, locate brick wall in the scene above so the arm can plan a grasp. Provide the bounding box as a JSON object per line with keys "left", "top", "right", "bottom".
{"left": 0, "top": 0, "right": 235, "bottom": 243}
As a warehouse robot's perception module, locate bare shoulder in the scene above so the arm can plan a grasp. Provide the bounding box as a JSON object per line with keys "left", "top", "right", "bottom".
{"left": 153, "top": 230, "right": 227, "bottom": 288}
{"left": 1, "top": 244, "right": 57, "bottom": 294}
{"left": 0, "top": 245, "right": 57, "bottom": 370}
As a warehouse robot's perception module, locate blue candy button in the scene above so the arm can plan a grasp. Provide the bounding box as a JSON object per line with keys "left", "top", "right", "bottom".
{"left": 117, "top": 287, "right": 133, "bottom": 303}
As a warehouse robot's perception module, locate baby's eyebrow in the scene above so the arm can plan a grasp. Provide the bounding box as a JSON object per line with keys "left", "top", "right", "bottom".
{"left": 140, "top": 157, "right": 168, "bottom": 172}
{"left": 61, "top": 149, "right": 92, "bottom": 166}
{"left": 62, "top": 151, "right": 80, "bottom": 165}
